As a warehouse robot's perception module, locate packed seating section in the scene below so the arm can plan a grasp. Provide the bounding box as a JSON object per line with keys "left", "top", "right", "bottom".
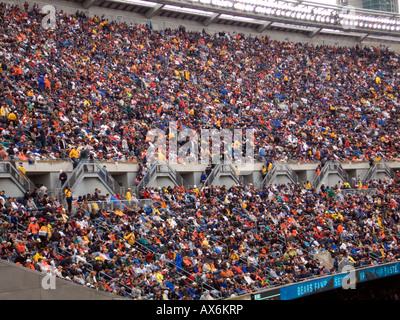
{"left": 1, "top": 2, "right": 400, "bottom": 300}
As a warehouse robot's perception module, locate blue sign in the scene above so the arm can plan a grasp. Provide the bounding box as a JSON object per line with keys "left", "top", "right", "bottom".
{"left": 280, "top": 275, "right": 337, "bottom": 300}
{"left": 359, "top": 263, "right": 400, "bottom": 282}
{"left": 278, "top": 262, "right": 400, "bottom": 300}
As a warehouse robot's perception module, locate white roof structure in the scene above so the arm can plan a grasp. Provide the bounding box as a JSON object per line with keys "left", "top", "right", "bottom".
{"left": 76, "top": 0, "right": 400, "bottom": 41}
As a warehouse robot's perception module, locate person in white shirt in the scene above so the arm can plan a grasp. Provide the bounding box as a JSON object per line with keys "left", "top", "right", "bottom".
{"left": 38, "top": 184, "right": 48, "bottom": 198}
{"left": 247, "top": 252, "right": 258, "bottom": 266}
{"left": 74, "top": 251, "right": 87, "bottom": 264}
{"left": 54, "top": 265, "right": 65, "bottom": 279}
{"left": 244, "top": 273, "right": 255, "bottom": 285}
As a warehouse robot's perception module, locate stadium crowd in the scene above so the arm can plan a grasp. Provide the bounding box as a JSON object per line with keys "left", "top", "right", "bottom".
{"left": 0, "top": 2, "right": 400, "bottom": 164}
{"left": 1, "top": 1, "right": 400, "bottom": 300}
{"left": 1, "top": 176, "right": 400, "bottom": 299}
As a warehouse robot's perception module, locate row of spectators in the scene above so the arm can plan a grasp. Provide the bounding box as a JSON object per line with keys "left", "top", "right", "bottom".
{"left": 1, "top": 176, "right": 400, "bottom": 299}
{"left": 1, "top": 0, "right": 400, "bottom": 301}
{"left": 0, "top": 2, "right": 400, "bottom": 165}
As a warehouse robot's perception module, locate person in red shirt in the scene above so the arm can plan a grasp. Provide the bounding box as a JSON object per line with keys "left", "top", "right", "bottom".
{"left": 27, "top": 218, "right": 40, "bottom": 240}
{"left": 16, "top": 241, "right": 26, "bottom": 254}
{"left": 24, "top": 259, "right": 35, "bottom": 270}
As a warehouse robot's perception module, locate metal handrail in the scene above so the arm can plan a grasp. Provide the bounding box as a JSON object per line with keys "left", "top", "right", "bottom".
{"left": 0, "top": 161, "right": 37, "bottom": 192}
{"left": 384, "top": 163, "right": 396, "bottom": 179}
{"left": 313, "top": 161, "right": 349, "bottom": 189}
{"left": 335, "top": 162, "right": 349, "bottom": 182}
{"left": 61, "top": 160, "right": 86, "bottom": 189}
{"left": 261, "top": 162, "right": 299, "bottom": 188}
{"left": 79, "top": 199, "right": 154, "bottom": 211}
{"left": 340, "top": 188, "right": 380, "bottom": 195}
{"left": 362, "top": 163, "right": 377, "bottom": 184}
{"left": 282, "top": 163, "right": 299, "bottom": 184}
{"left": 158, "top": 162, "right": 189, "bottom": 188}
{"left": 220, "top": 163, "right": 242, "bottom": 185}
{"left": 134, "top": 163, "right": 157, "bottom": 193}
{"left": 62, "top": 160, "right": 123, "bottom": 195}
{"left": 203, "top": 164, "right": 221, "bottom": 186}
{"left": 94, "top": 270, "right": 135, "bottom": 299}
{"left": 202, "top": 163, "right": 244, "bottom": 187}
{"left": 0, "top": 214, "right": 28, "bottom": 233}
{"left": 313, "top": 161, "right": 331, "bottom": 188}
{"left": 260, "top": 164, "right": 277, "bottom": 188}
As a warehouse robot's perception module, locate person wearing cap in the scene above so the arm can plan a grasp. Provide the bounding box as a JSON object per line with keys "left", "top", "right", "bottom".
{"left": 24, "top": 258, "right": 35, "bottom": 270}
{"left": 27, "top": 218, "right": 40, "bottom": 240}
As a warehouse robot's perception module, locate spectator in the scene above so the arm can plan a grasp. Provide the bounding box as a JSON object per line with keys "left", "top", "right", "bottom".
{"left": 100, "top": 166, "right": 109, "bottom": 184}
{"left": 17, "top": 162, "right": 25, "bottom": 181}
{"left": 69, "top": 147, "right": 80, "bottom": 169}
{"left": 38, "top": 184, "right": 48, "bottom": 198}
{"left": 200, "top": 171, "right": 207, "bottom": 184}
{"left": 126, "top": 188, "right": 132, "bottom": 205}
{"left": 0, "top": 145, "right": 7, "bottom": 160}
{"left": 65, "top": 187, "right": 73, "bottom": 213}
{"left": 59, "top": 170, "right": 68, "bottom": 187}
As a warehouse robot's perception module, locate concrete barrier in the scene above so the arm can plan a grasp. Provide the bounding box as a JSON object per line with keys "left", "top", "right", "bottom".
{"left": 0, "top": 259, "right": 125, "bottom": 300}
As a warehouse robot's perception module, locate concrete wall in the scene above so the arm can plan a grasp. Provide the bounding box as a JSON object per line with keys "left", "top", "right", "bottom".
{"left": 325, "top": 173, "right": 343, "bottom": 188}
{"left": 0, "top": 259, "right": 124, "bottom": 300}
{"left": 147, "top": 176, "right": 177, "bottom": 188}
{"left": 275, "top": 174, "right": 294, "bottom": 185}
{"left": 73, "top": 176, "right": 114, "bottom": 197}
{"left": 0, "top": 177, "right": 24, "bottom": 197}
{"left": 2, "top": 159, "right": 400, "bottom": 195}
{"left": 218, "top": 176, "right": 237, "bottom": 188}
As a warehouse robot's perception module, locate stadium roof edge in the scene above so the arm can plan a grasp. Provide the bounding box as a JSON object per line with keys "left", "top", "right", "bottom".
{"left": 76, "top": 0, "right": 400, "bottom": 40}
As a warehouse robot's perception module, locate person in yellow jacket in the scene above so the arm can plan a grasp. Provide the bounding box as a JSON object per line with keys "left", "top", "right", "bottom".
{"left": 69, "top": 146, "right": 80, "bottom": 168}
{"left": 155, "top": 270, "right": 164, "bottom": 284}
{"left": 65, "top": 187, "right": 73, "bottom": 213}
{"left": 7, "top": 110, "right": 17, "bottom": 122}
{"left": 33, "top": 250, "right": 44, "bottom": 263}
{"left": 0, "top": 105, "right": 9, "bottom": 122}
{"left": 18, "top": 162, "right": 26, "bottom": 176}
{"left": 229, "top": 250, "right": 239, "bottom": 262}
{"left": 38, "top": 223, "right": 51, "bottom": 247}
{"left": 17, "top": 162, "right": 26, "bottom": 184}
{"left": 126, "top": 188, "right": 132, "bottom": 205}
{"left": 69, "top": 147, "right": 79, "bottom": 159}
{"left": 261, "top": 165, "right": 267, "bottom": 177}
{"left": 156, "top": 146, "right": 166, "bottom": 162}
{"left": 124, "top": 231, "right": 135, "bottom": 245}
